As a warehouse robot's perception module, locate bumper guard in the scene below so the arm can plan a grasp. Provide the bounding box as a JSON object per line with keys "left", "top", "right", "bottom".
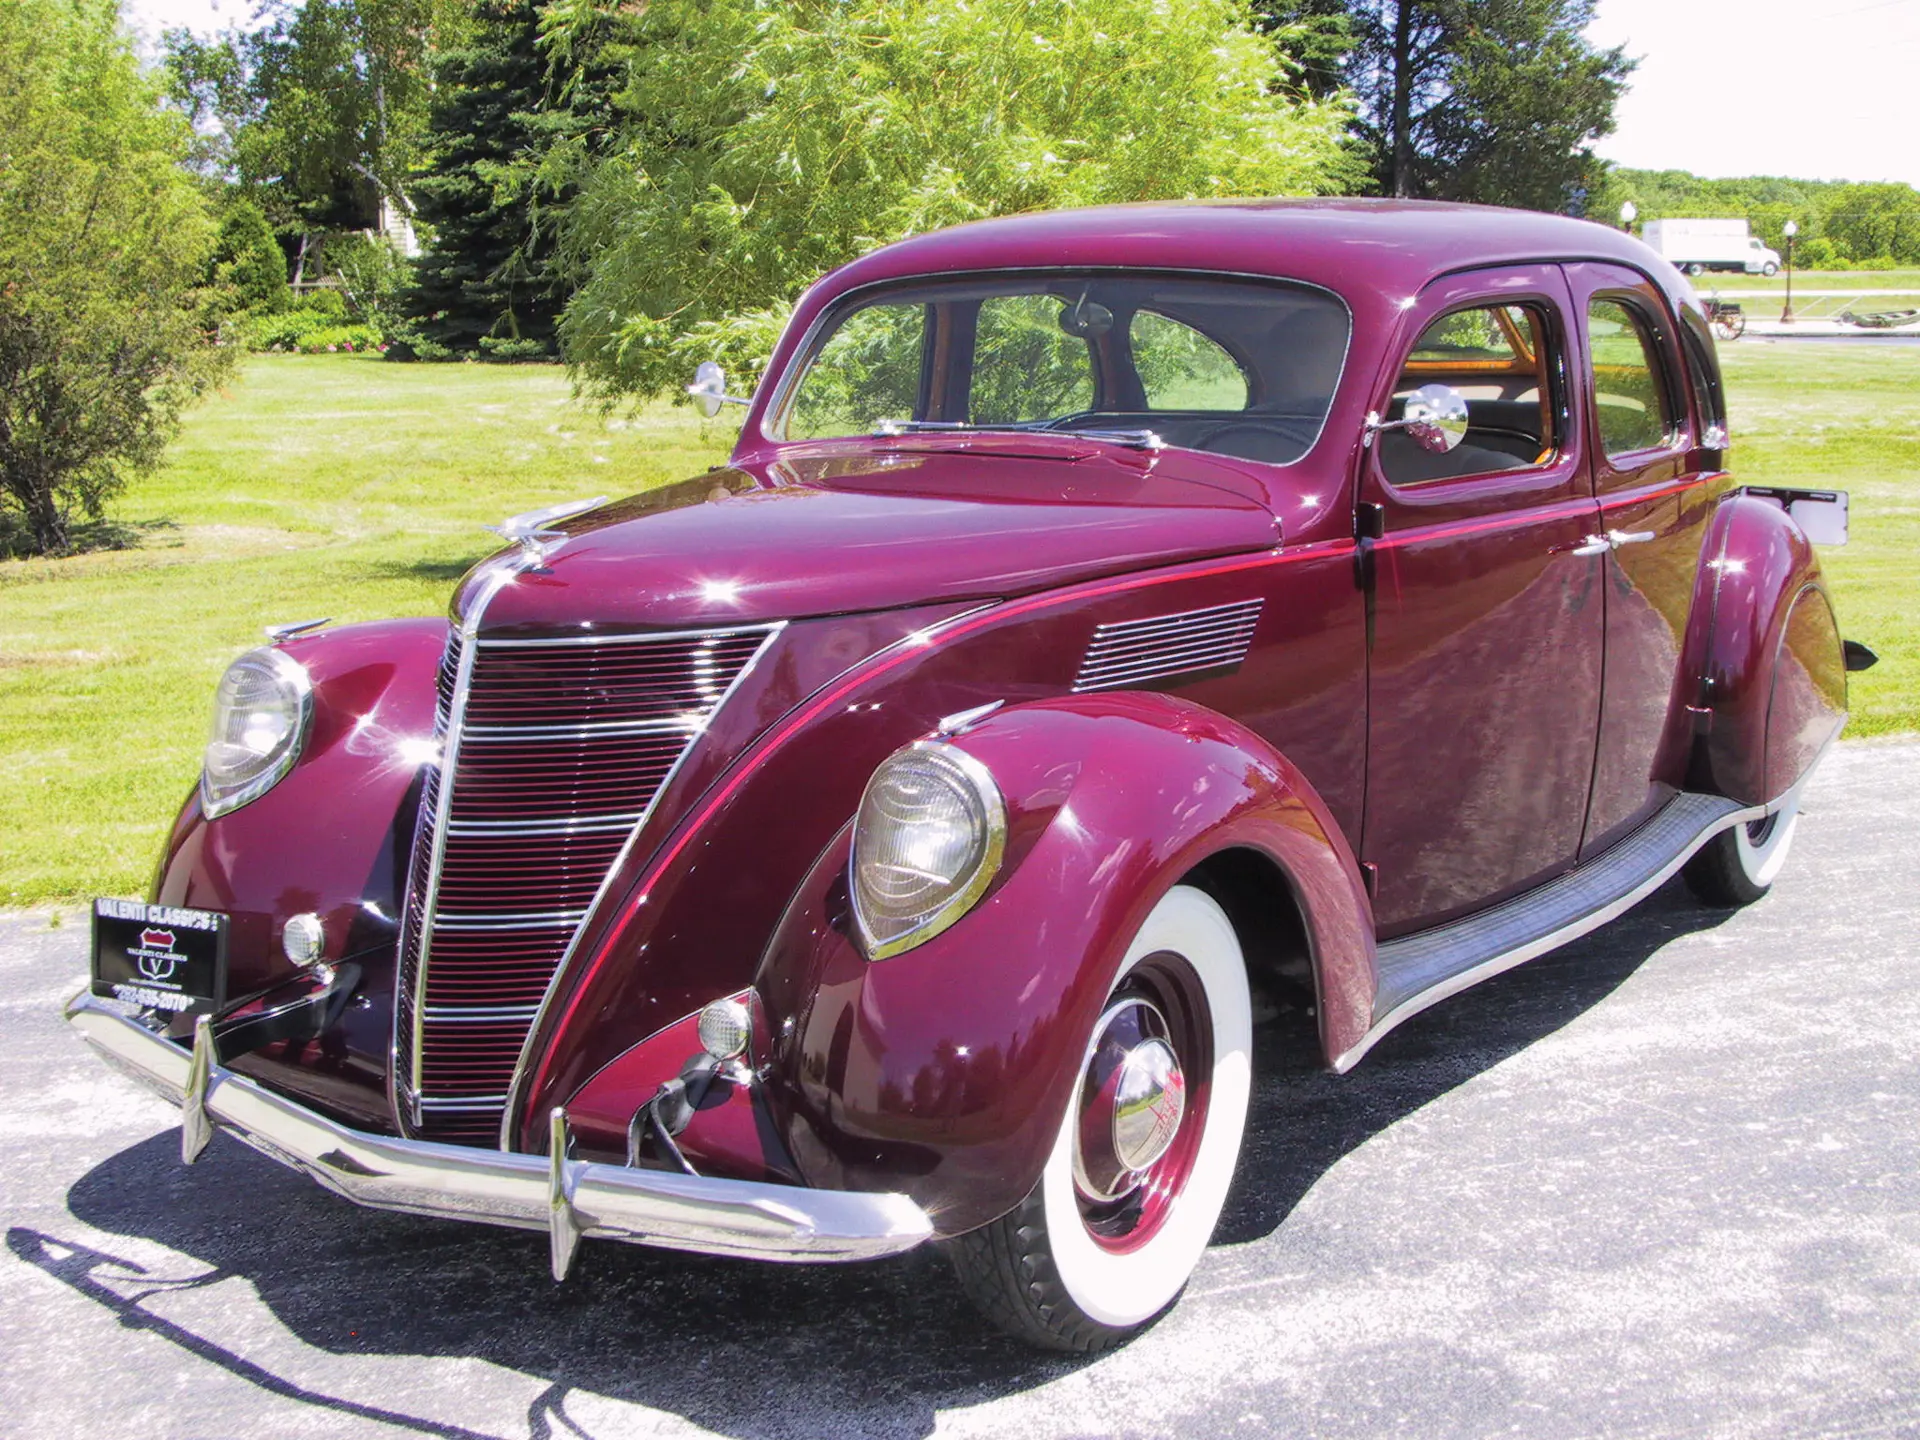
{"left": 65, "top": 990, "right": 933, "bottom": 1278}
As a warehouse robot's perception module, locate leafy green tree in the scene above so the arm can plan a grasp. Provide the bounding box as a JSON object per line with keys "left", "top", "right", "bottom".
{"left": 211, "top": 199, "right": 290, "bottom": 312}
{"left": 1822, "top": 183, "right": 1920, "bottom": 265}
{"left": 548, "top": 0, "right": 1361, "bottom": 402}
{"left": 163, "top": 0, "right": 459, "bottom": 235}
{"left": 1256, "top": 0, "right": 1633, "bottom": 211}
{"left": 400, "top": 0, "right": 618, "bottom": 359}
{"left": 0, "top": 0, "right": 234, "bottom": 557}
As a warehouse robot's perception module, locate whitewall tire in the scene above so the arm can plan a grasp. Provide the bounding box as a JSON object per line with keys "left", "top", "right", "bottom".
{"left": 947, "top": 884, "right": 1253, "bottom": 1350}
{"left": 1684, "top": 791, "right": 1802, "bottom": 907}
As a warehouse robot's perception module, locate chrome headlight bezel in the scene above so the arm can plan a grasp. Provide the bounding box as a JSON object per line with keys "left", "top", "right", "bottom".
{"left": 200, "top": 647, "right": 314, "bottom": 820}
{"left": 851, "top": 741, "right": 1008, "bottom": 961}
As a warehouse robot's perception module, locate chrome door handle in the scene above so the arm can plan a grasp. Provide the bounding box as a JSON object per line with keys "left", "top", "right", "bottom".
{"left": 1569, "top": 534, "right": 1612, "bottom": 556}
{"left": 1607, "top": 529, "right": 1656, "bottom": 547}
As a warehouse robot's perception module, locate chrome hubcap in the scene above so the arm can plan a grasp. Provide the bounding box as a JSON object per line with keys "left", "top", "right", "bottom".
{"left": 1074, "top": 999, "right": 1187, "bottom": 1202}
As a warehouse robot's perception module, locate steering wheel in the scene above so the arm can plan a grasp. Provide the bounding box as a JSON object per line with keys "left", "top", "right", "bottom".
{"left": 1189, "top": 419, "right": 1312, "bottom": 463}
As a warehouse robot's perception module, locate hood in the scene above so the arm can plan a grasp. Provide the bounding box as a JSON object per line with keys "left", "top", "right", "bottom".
{"left": 466, "top": 435, "right": 1280, "bottom": 634}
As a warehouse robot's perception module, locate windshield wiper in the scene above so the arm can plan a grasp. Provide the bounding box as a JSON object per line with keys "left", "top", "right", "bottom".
{"left": 871, "top": 419, "right": 1164, "bottom": 451}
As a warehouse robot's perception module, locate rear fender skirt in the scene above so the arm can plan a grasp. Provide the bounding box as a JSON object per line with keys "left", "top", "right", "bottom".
{"left": 751, "top": 692, "right": 1373, "bottom": 1236}
{"left": 1684, "top": 493, "right": 1845, "bottom": 805}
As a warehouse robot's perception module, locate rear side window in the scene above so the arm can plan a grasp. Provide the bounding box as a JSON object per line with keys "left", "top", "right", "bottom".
{"left": 1587, "top": 300, "right": 1674, "bottom": 456}
{"left": 1380, "top": 302, "right": 1559, "bottom": 486}
{"left": 1130, "top": 310, "right": 1249, "bottom": 410}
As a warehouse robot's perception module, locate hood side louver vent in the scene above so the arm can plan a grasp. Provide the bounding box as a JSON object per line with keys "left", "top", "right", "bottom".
{"left": 394, "top": 622, "right": 782, "bottom": 1146}
{"left": 1072, "top": 598, "right": 1263, "bottom": 693}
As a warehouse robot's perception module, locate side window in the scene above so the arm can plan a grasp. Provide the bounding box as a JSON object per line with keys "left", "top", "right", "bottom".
{"left": 1381, "top": 302, "right": 1559, "bottom": 487}
{"left": 1587, "top": 300, "right": 1674, "bottom": 456}
{"left": 970, "top": 295, "right": 1094, "bottom": 424}
{"left": 1129, "top": 310, "right": 1249, "bottom": 410}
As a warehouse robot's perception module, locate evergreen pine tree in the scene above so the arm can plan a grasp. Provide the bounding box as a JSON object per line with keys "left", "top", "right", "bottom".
{"left": 399, "top": 0, "right": 608, "bottom": 359}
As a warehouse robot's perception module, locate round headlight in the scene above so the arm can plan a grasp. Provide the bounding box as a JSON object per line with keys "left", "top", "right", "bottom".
{"left": 202, "top": 648, "right": 313, "bottom": 819}
{"left": 851, "top": 742, "right": 1006, "bottom": 960}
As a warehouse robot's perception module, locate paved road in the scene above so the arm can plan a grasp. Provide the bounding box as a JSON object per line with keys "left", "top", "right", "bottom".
{"left": 3, "top": 744, "right": 1917, "bottom": 1439}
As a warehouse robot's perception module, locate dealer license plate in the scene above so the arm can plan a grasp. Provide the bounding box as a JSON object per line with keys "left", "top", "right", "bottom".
{"left": 91, "top": 899, "right": 229, "bottom": 1018}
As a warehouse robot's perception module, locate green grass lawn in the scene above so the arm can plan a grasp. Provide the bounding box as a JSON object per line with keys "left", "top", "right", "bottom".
{"left": 0, "top": 356, "right": 740, "bottom": 906}
{"left": 1, "top": 345, "right": 1913, "bottom": 908}
{"left": 1701, "top": 268, "right": 1920, "bottom": 293}
{"left": 1717, "top": 340, "right": 1918, "bottom": 742}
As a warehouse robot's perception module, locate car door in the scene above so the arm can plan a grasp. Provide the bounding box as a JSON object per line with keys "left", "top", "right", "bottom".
{"left": 1563, "top": 263, "right": 1717, "bottom": 857}
{"left": 1359, "top": 266, "right": 1607, "bottom": 936}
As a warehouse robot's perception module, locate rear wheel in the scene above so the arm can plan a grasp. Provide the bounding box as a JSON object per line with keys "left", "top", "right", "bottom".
{"left": 1683, "top": 793, "right": 1801, "bottom": 907}
{"left": 947, "top": 885, "right": 1252, "bottom": 1351}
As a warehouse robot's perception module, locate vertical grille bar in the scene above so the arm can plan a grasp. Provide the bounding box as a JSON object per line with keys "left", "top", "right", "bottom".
{"left": 391, "top": 619, "right": 781, "bottom": 1145}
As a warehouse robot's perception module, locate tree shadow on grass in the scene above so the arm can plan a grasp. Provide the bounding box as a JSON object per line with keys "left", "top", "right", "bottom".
{"left": 0, "top": 515, "right": 180, "bottom": 561}
{"left": 351, "top": 553, "right": 492, "bottom": 585}
{"left": 18, "top": 878, "right": 1734, "bottom": 1440}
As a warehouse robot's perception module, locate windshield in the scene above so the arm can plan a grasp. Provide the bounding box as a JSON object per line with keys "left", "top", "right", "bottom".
{"left": 773, "top": 272, "right": 1351, "bottom": 466}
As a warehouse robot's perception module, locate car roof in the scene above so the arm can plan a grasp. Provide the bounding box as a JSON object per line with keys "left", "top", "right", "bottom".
{"left": 814, "top": 198, "right": 1696, "bottom": 317}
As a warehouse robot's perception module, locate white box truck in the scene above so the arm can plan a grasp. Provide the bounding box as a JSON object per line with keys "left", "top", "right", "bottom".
{"left": 1641, "top": 218, "right": 1783, "bottom": 276}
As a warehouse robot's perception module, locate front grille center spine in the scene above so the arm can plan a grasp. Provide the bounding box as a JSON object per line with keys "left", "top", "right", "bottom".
{"left": 390, "top": 574, "right": 782, "bottom": 1147}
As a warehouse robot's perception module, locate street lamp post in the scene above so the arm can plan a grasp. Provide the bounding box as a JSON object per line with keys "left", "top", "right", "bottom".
{"left": 1782, "top": 220, "right": 1799, "bottom": 325}
{"left": 1620, "top": 201, "right": 1637, "bottom": 234}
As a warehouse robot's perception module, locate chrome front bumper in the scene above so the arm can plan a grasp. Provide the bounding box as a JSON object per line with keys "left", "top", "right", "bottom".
{"left": 65, "top": 990, "right": 932, "bottom": 1278}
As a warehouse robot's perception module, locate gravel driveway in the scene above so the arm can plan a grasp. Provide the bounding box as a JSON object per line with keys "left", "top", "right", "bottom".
{"left": 2, "top": 742, "right": 1916, "bottom": 1439}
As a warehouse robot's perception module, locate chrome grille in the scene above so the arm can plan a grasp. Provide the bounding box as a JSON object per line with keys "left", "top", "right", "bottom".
{"left": 394, "top": 622, "right": 779, "bottom": 1145}
{"left": 1072, "top": 599, "right": 1264, "bottom": 693}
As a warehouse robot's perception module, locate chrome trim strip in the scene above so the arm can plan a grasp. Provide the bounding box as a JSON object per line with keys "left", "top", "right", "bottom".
{"left": 461, "top": 718, "right": 702, "bottom": 742}
{"left": 474, "top": 623, "right": 782, "bottom": 649}
{"left": 417, "top": 1095, "right": 509, "bottom": 1111}
{"left": 445, "top": 814, "right": 645, "bottom": 838}
{"left": 68, "top": 991, "right": 932, "bottom": 1264}
{"left": 497, "top": 621, "right": 788, "bottom": 1149}
{"left": 1332, "top": 790, "right": 1770, "bottom": 1073}
{"left": 422, "top": 1005, "right": 542, "bottom": 1023}
{"left": 393, "top": 555, "right": 522, "bottom": 1123}
{"left": 1074, "top": 600, "right": 1262, "bottom": 693}
{"left": 431, "top": 911, "right": 589, "bottom": 931}
{"left": 1083, "top": 599, "right": 1263, "bottom": 641}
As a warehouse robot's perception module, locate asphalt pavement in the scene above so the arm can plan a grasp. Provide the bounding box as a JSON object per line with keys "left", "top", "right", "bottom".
{"left": 2, "top": 742, "right": 1916, "bottom": 1439}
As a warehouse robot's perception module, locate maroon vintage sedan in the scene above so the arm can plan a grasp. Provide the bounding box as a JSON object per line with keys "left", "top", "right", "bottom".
{"left": 71, "top": 200, "right": 1867, "bottom": 1351}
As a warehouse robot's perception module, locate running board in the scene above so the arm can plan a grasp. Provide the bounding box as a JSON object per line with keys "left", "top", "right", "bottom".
{"left": 1333, "top": 792, "right": 1759, "bottom": 1073}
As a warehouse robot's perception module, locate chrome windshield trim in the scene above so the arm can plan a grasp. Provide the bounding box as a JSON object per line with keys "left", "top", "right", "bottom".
{"left": 497, "top": 621, "right": 788, "bottom": 1150}
{"left": 69, "top": 991, "right": 932, "bottom": 1265}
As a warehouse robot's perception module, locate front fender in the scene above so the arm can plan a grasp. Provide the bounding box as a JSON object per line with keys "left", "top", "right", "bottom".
{"left": 152, "top": 617, "right": 447, "bottom": 1128}
{"left": 752, "top": 691, "right": 1373, "bottom": 1236}
{"left": 1685, "top": 494, "right": 1845, "bottom": 803}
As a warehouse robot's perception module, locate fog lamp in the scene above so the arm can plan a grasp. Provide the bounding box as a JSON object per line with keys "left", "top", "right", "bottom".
{"left": 697, "top": 997, "right": 752, "bottom": 1060}
{"left": 282, "top": 913, "right": 325, "bottom": 966}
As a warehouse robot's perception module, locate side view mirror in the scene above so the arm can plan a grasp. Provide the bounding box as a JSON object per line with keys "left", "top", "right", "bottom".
{"left": 686, "top": 361, "right": 750, "bottom": 419}
{"left": 1364, "top": 383, "right": 1470, "bottom": 454}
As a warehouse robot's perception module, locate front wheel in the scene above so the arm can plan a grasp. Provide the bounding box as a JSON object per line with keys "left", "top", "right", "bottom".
{"left": 1683, "top": 792, "right": 1801, "bottom": 907}
{"left": 946, "top": 884, "right": 1252, "bottom": 1351}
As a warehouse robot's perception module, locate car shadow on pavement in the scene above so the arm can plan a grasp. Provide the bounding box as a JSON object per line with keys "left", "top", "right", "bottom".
{"left": 16, "top": 878, "right": 1735, "bottom": 1440}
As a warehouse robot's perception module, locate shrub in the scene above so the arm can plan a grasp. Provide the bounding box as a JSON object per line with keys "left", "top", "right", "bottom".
{"left": 212, "top": 200, "right": 290, "bottom": 313}
{"left": 292, "top": 323, "right": 382, "bottom": 353}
